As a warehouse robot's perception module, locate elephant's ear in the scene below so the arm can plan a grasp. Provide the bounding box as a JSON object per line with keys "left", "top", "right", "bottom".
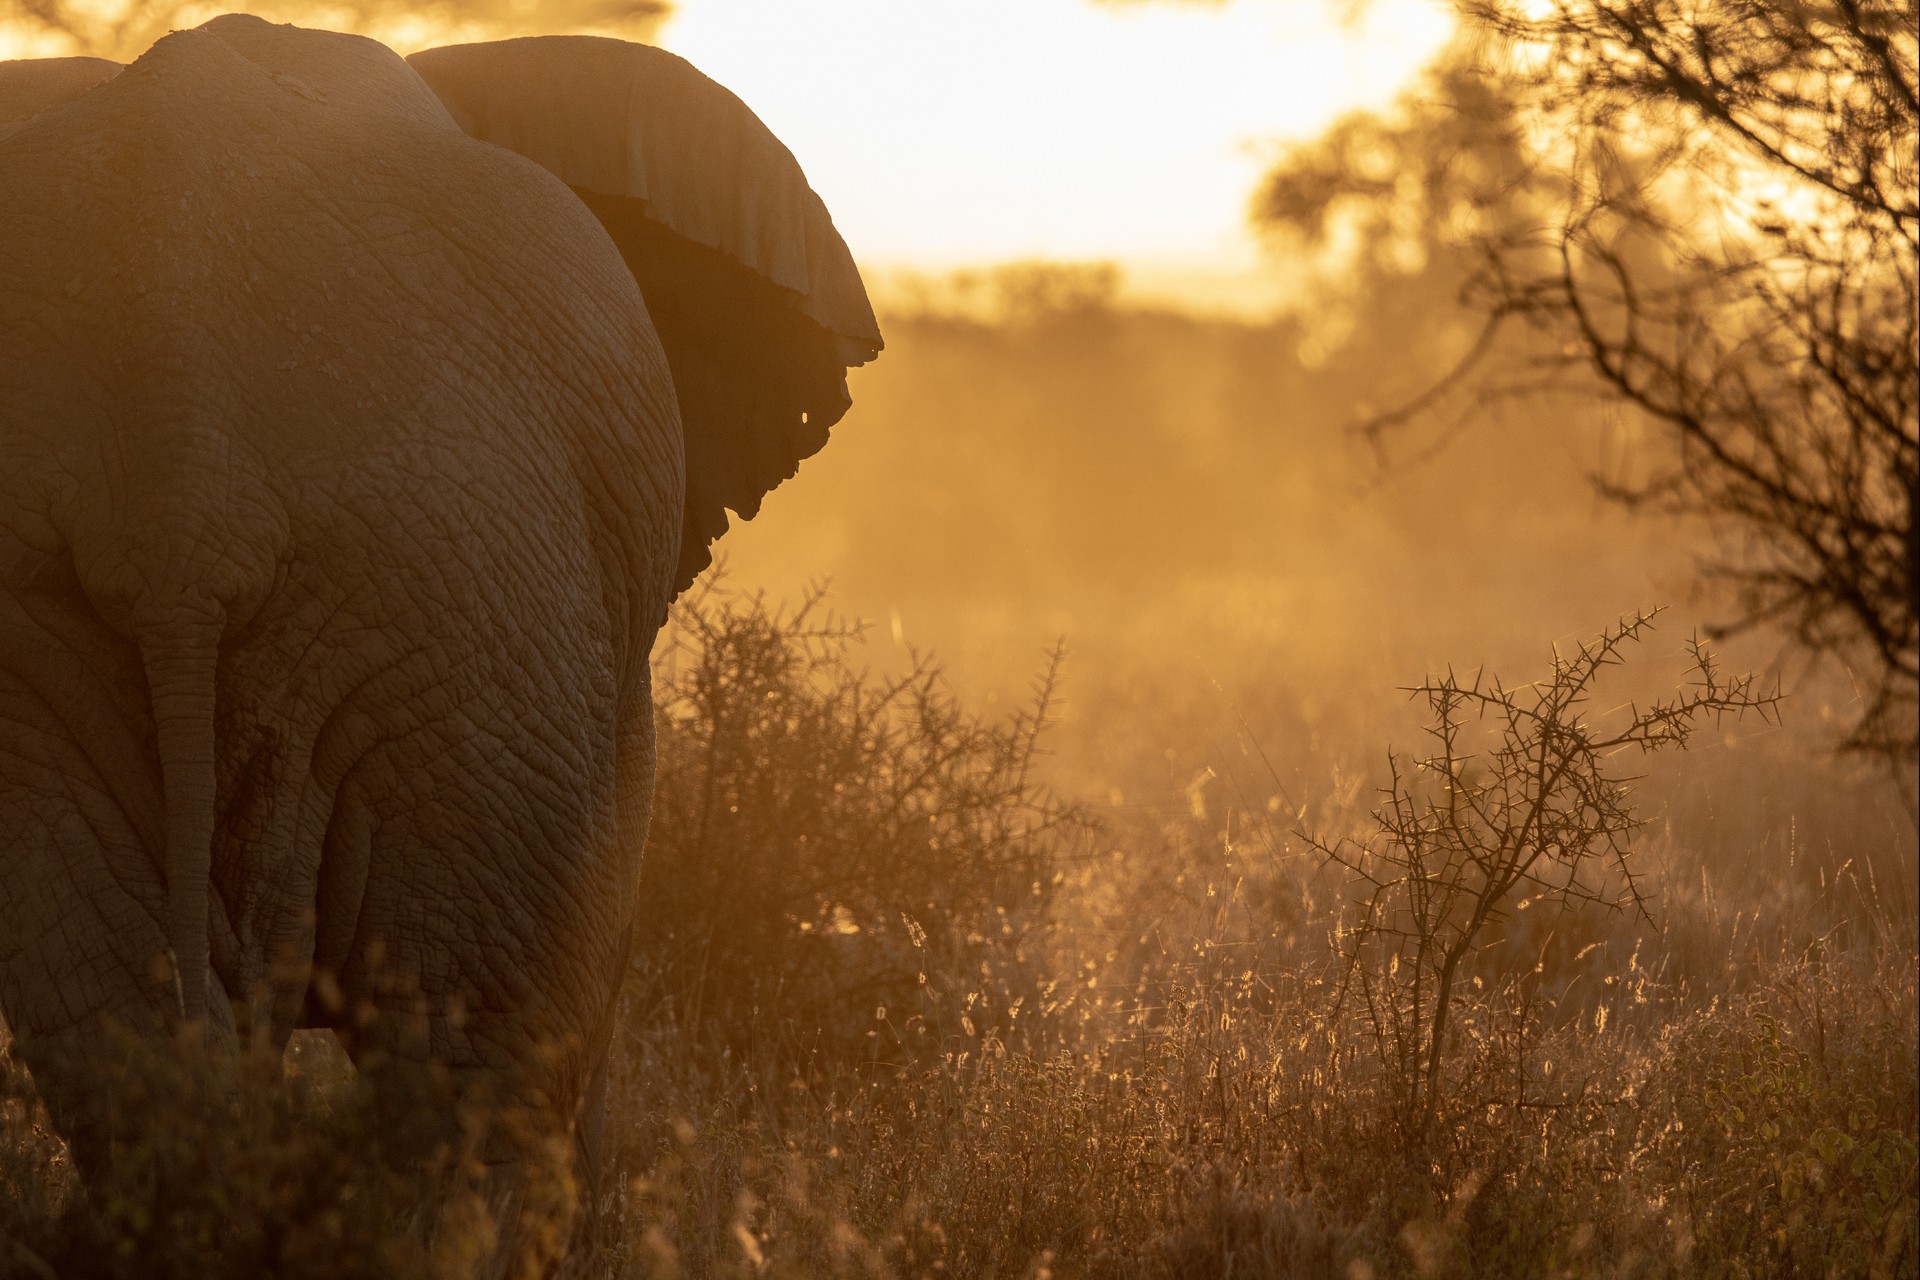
{"left": 406, "top": 35, "right": 882, "bottom": 593}
{"left": 0, "top": 56, "right": 121, "bottom": 132}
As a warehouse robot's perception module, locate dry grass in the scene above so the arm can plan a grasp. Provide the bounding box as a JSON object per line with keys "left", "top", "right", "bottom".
{"left": 591, "top": 939, "right": 1915, "bottom": 1278}
{"left": 0, "top": 1030, "right": 525, "bottom": 1279}
{"left": 2, "top": 586, "right": 1916, "bottom": 1279}
{"left": 587, "top": 595, "right": 1920, "bottom": 1279}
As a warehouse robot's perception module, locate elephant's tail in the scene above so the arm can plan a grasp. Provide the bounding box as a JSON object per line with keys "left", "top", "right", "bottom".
{"left": 141, "top": 622, "right": 221, "bottom": 1025}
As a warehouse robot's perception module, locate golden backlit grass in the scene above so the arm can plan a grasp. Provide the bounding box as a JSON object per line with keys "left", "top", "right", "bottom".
{"left": 598, "top": 942, "right": 1916, "bottom": 1278}
{"left": 5, "top": 587, "right": 1911, "bottom": 1278}
{"left": 587, "top": 592, "right": 1917, "bottom": 1279}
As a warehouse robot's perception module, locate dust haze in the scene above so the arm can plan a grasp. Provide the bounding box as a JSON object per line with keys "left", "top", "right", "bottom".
{"left": 724, "top": 261, "right": 1911, "bottom": 872}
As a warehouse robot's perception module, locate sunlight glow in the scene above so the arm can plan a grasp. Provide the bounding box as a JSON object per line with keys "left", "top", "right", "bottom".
{"left": 661, "top": 0, "right": 1454, "bottom": 311}
{"left": 0, "top": 0, "right": 1454, "bottom": 313}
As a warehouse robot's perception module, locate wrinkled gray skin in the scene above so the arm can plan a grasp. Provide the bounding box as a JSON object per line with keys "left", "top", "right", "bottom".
{"left": 0, "top": 16, "right": 814, "bottom": 1267}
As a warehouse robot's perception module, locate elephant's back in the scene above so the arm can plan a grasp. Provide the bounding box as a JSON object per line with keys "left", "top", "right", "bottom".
{"left": 0, "top": 18, "right": 676, "bottom": 468}
{"left": 0, "top": 16, "right": 681, "bottom": 633}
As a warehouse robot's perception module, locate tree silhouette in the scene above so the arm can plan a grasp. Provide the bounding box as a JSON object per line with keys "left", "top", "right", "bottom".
{"left": 1261, "top": 1, "right": 1917, "bottom": 763}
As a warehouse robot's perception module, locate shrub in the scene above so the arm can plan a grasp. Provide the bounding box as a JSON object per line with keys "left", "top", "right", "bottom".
{"left": 1310, "top": 610, "right": 1779, "bottom": 1151}
{"left": 630, "top": 583, "right": 1087, "bottom": 1072}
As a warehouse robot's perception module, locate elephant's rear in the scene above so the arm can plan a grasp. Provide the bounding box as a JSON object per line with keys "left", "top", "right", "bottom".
{"left": 0, "top": 21, "right": 676, "bottom": 1181}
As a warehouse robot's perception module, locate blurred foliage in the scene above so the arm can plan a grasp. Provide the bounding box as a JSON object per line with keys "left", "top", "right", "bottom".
{"left": 0, "top": 1027, "right": 569, "bottom": 1279}
{"left": 1257, "top": 52, "right": 1539, "bottom": 291}
{"left": 1257, "top": 0, "right": 1919, "bottom": 763}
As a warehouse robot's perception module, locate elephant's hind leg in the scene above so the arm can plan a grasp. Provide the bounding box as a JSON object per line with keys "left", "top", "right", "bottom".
{"left": 0, "top": 587, "right": 237, "bottom": 1173}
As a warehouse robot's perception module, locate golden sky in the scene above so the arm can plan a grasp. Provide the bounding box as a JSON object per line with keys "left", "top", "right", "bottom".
{"left": 2, "top": 0, "right": 1453, "bottom": 312}
{"left": 661, "top": 0, "right": 1453, "bottom": 312}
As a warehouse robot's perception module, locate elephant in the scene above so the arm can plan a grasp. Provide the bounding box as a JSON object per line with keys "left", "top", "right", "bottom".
{"left": 0, "top": 12, "right": 879, "bottom": 1267}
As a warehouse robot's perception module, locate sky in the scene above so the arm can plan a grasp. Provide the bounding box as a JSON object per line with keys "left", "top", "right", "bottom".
{"left": 660, "top": 0, "right": 1454, "bottom": 312}
{"left": 0, "top": 0, "right": 1454, "bottom": 313}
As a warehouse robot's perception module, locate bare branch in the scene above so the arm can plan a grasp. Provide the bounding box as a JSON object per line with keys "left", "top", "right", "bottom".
{"left": 1312, "top": 612, "right": 1776, "bottom": 1144}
